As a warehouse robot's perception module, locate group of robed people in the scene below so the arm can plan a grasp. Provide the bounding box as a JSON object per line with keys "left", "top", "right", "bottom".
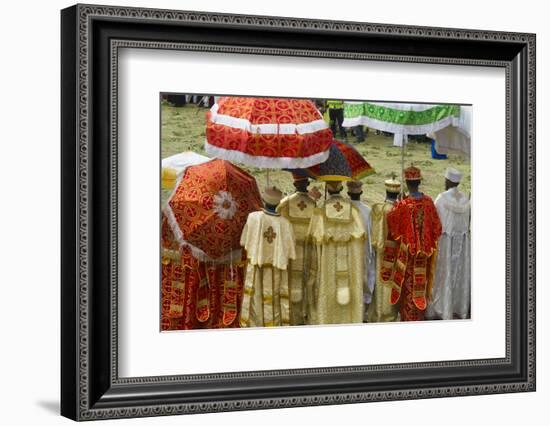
{"left": 162, "top": 164, "right": 471, "bottom": 329}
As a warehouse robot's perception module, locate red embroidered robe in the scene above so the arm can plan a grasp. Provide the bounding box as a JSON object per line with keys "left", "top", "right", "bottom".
{"left": 387, "top": 195, "right": 442, "bottom": 321}
{"left": 161, "top": 215, "right": 245, "bottom": 330}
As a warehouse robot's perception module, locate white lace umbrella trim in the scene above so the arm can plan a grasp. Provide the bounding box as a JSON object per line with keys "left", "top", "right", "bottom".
{"left": 205, "top": 139, "right": 330, "bottom": 169}
{"left": 209, "top": 102, "right": 327, "bottom": 135}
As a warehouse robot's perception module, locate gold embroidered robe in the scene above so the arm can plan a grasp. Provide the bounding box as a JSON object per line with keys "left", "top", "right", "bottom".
{"left": 367, "top": 200, "right": 401, "bottom": 322}
{"left": 307, "top": 195, "right": 365, "bottom": 325}
{"left": 239, "top": 210, "right": 296, "bottom": 327}
{"left": 277, "top": 192, "right": 316, "bottom": 325}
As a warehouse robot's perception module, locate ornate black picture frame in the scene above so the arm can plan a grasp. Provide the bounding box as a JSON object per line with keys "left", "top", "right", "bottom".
{"left": 61, "top": 3, "right": 536, "bottom": 421}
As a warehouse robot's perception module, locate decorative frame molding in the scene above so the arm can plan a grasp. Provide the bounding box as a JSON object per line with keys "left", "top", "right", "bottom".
{"left": 61, "top": 3, "right": 536, "bottom": 421}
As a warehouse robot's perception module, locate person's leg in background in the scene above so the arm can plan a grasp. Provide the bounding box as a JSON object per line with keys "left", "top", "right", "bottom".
{"left": 354, "top": 125, "right": 364, "bottom": 142}
{"left": 335, "top": 108, "right": 347, "bottom": 139}
{"left": 329, "top": 108, "right": 338, "bottom": 136}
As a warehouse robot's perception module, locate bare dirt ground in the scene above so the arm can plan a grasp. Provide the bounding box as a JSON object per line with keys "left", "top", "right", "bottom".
{"left": 161, "top": 103, "right": 470, "bottom": 207}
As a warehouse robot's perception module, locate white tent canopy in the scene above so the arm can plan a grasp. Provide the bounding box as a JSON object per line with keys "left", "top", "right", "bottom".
{"left": 161, "top": 151, "right": 210, "bottom": 178}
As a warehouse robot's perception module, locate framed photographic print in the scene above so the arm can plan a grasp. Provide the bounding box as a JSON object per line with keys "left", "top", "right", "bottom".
{"left": 61, "top": 3, "right": 536, "bottom": 421}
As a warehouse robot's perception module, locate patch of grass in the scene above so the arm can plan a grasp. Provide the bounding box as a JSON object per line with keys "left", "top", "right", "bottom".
{"left": 161, "top": 103, "right": 471, "bottom": 207}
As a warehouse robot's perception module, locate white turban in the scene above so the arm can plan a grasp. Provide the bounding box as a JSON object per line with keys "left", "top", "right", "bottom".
{"left": 445, "top": 167, "right": 463, "bottom": 184}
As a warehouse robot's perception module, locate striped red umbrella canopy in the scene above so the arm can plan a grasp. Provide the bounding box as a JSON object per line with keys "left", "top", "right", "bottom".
{"left": 205, "top": 97, "right": 332, "bottom": 169}
{"left": 288, "top": 140, "right": 375, "bottom": 182}
{"left": 164, "top": 159, "right": 262, "bottom": 261}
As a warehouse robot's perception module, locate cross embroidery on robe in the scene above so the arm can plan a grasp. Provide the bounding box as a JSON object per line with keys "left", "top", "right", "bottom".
{"left": 333, "top": 201, "right": 343, "bottom": 212}
{"left": 297, "top": 200, "right": 307, "bottom": 211}
{"left": 263, "top": 226, "right": 277, "bottom": 244}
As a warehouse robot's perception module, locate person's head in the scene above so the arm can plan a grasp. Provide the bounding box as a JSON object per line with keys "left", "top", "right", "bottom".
{"left": 404, "top": 165, "right": 422, "bottom": 193}
{"left": 386, "top": 190, "right": 399, "bottom": 200}
{"left": 445, "top": 178, "right": 459, "bottom": 191}
{"left": 406, "top": 179, "right": 421, "bottom": 193}
{"left": 293, "top": 177, "right": 309, "bottom": 193}
{"left": 326, "top": 181, "right": 343, "bottom": 195}
{"left": 346, "top": 180, "right": 363, "bottom": 200}
{"left": 444, "top": 167, "right": 462, "bottom": 190}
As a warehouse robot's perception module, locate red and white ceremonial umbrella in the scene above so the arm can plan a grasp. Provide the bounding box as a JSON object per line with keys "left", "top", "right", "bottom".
{"left": 205, "top": 97, "right": 333, "bottom": 169}
{"left": 164, "top": 158, "right": 262, "bottom": 262}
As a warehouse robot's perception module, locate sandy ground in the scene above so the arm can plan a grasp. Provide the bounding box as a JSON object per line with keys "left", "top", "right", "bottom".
{"left": 161, "top": 102, "right": 470, "bottom": 207}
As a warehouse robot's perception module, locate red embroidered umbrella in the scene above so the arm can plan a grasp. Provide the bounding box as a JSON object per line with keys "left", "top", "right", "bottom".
{"left": 205, "top": 97, "right": 333, "bottom": 169}
{"left": 164, "top": 158, "right": 262, "bottom": 261}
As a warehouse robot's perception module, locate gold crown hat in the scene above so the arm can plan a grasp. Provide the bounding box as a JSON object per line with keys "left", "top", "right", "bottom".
{"left": 404, "top": 164, "right": 422, "bottom": 181}
{"left": 384, "top": 173, "right": 401, "bottom": 193}
{"left": 326, "top": 180, "right": 343, "bottom": 192}
{"left": 346, "top": 180, "right": 363, "bottom": 194}
{"left": 262, "top": 186, "right": 284, "bottom": 205}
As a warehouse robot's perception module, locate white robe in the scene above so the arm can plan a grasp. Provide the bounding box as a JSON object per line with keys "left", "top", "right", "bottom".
{"left": 239, "top": 211, "right": 296, "bottom": 327}
{"left": 350, "top": 200, "right": 376, "bottom": 305}
{"left": 426, "top": 187, "right": 471, "bottom": 320}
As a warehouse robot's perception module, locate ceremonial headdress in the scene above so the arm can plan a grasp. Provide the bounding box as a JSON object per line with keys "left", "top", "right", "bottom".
{"left": 326, "top": 181, "right": 343, "bottom": 192}
{"left": 384, "top": 175, "right": 401, "bottom": 193}
{"left": 262, "top": 186, "right": 283, "bottom": 205}
{"left": 404, "top": 164, "right": 422, "bottom": 181}
{"left": 346, "top": 180, "right": 363, "bottom": 194}
{"left": 444, "top": 167, "right": 463, "bottom": 184}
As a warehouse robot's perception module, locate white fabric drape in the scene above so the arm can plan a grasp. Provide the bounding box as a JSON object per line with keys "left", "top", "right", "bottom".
{"left": 431, "top": 106, "right": 472, "bottom": 159}
{"left": 426, "top": 187, "right": 471, "bottom": 320}
{"left": 161, "top": 152, "right": 210, "bottom": 179}
{"left": 351, "top": 200, "right": 376, "bottom": 304}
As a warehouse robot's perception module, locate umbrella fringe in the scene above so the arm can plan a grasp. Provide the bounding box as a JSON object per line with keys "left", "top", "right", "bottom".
{"left": 205, "top": 139, "right": 330, "bottom": 169}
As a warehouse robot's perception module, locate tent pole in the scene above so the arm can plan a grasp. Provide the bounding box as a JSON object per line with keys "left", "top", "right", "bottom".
{"left": 401, "top": 134, "right": 406, "bottom": 194}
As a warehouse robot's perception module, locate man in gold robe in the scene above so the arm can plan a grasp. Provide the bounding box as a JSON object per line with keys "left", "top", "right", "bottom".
{"left": 367, "top": 176, "right": 402, "bottom": 322}
{"left": 307, "top": 181, "right": 366, "bottom": 325}
{"left": 239, "top": 187, "right": 297, "bottom": 327}
{"left": 277, "top": 174, "right": 317, "bottom": 325}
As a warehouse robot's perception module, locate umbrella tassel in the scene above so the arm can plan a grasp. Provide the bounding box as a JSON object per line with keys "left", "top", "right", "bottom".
{"left": 222, "top": 251, "right": 237, "bottom": 326}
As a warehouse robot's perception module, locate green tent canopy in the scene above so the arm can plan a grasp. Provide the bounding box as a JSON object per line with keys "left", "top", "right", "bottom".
{"left": 343, "top": 102, "right": 461, "bottom": 136}
{"left": 342, "top": 101, "right": 464, "bottom": 190}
